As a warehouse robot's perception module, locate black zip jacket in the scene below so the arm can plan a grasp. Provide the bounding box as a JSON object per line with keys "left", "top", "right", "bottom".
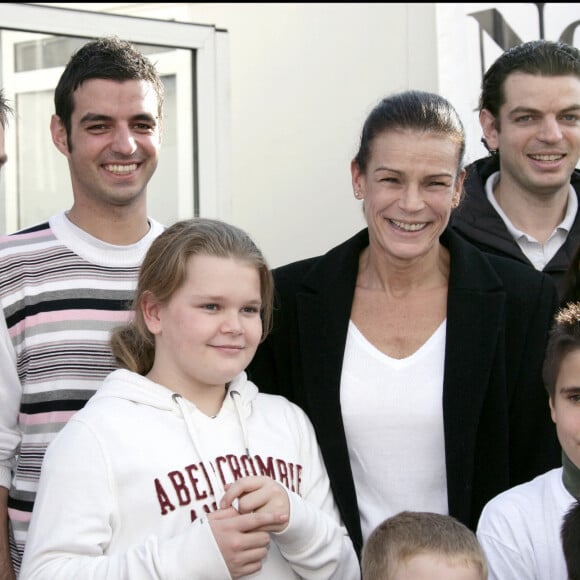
{"left": 450, "top": 155, "right": 580, "bottom": 301}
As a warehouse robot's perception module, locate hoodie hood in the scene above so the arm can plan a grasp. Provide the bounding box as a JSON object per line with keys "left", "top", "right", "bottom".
{"left": 91, "top": 368, "right": 259, "bottom": 503}
{"left": 92, "top": 368, "right": 259, "bottom": 414}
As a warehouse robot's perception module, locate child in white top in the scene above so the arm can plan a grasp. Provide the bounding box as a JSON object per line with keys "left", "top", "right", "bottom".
{"left": 477, "top": 301, "right": 580, "bottom": 579}
{"left": 19, "top": 218, "right": 359, "bottom": 580}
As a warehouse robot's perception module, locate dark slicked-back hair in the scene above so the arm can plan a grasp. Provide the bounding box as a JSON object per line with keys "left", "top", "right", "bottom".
{"left": 480, "top": 40, "right": 580, "bottom": 119}
{"left": 353, "top": 90, "right": 466, "bottom": 175}
{"left": 54, "top": 36, "right": 164, "bottom": 141}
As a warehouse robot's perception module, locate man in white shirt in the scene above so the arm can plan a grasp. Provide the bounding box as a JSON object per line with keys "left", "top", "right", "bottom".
{"left": 450, "top": 39, "right": 580, "bottom": 302}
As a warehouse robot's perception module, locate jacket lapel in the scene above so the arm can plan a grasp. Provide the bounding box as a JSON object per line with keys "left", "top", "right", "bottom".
{"left": 294, "top": 230, "right": 367, "bottom": 552}
{"left": 443, "top": 230, "right": 505, "bottom": 521}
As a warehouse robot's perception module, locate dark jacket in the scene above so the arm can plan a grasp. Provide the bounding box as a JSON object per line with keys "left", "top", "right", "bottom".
{"left": 248, "top": 227, "right": 561, "bottom": 557}
{"left": 450, "top": 155, "right": 580, "bottom": 300}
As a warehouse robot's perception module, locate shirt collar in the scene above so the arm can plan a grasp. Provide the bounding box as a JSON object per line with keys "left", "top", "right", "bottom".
{"left": 485, "top": 171, "right": 577, "bottom": 240}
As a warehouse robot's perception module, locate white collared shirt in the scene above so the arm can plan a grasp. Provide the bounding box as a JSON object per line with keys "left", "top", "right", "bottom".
{"left": 485, "top": 171, "right": 577, "bottom": 270}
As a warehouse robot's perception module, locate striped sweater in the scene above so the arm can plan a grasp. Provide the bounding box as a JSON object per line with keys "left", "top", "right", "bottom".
{"left": 0, "top": 211, "right": 164, "bottom": 571}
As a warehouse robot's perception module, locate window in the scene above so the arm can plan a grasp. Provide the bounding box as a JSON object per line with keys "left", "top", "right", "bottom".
{"left": 0, "top": 3, "right": 230, "bottom": 232}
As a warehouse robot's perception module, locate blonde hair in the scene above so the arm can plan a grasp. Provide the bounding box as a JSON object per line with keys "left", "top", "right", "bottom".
{"left": 361, "top": 511, "right": 488, "bottom": 580}
{"left": 110, "top": 218, "right": 273, "bottom": 375}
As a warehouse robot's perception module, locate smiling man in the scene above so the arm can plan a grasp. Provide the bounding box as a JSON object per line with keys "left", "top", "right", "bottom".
{"left": 0, "top": 37, "right": 165, "bottom": 579}
{"left": 450, "top": 40, "right": 580, "bottom": 301}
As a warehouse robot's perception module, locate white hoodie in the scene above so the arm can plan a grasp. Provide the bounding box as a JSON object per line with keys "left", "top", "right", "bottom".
{"left": 19, "top": 369, "right": 360, "bottom": 579}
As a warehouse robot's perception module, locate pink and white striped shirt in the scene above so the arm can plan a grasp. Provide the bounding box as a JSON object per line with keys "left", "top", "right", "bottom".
{"left": 0, "top": 211, "right": 163, "bottom": 572}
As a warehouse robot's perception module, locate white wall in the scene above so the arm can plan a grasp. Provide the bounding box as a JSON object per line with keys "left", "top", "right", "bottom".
{"left": 39, "top": 2, "right": 439, "bottom": 268}
{"left": 177, "top": 3, "right": 439, "bottom": 268}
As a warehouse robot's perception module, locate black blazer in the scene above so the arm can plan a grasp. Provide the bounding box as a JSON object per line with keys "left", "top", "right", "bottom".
{"left": 248, "top": 227, "right": 561, "bottom": 557}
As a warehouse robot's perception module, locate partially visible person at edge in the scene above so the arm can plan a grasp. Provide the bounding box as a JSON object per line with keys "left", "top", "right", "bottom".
{"left": 0, "top": 36, "right": 165, "bottom": 579}
{"left": 562, "top": 240, "right": 580, "bottom": 305}
{"left": 361, "top": 511, "right": 488, "bottom": 580}
{"left": 19, "top": 218, "right": 359, "bottom": 580}
{"left": 247, "top": 89, "right": 561, "bottom": 558}
{"left": 562, "top": 500, "right": 580, "bottom": 580}
{"left": 0, "top": 88, "right": 13, "bottom": 577}
{"left": 476, "top": 302, "right": 580, "bottom": 579}
{"left": 450, "top": 39, "right": 580, "bottom": 303}
{"left": 0, "top": 88, "right": 13, "bottom": 173}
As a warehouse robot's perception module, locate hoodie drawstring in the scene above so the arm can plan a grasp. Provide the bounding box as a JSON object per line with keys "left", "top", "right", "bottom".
{"left": 229, "top": 389, "right": 251, "bottom": 458}
{"left": 171, "top": 393, "right": 226, "bottom": 503}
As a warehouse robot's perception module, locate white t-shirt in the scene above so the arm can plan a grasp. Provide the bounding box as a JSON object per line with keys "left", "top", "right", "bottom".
{"left": 477, "top": 467, "right": 574, "bottom": 580}
{"left": 340, "top": 320, "right": 448, "bottom": 542}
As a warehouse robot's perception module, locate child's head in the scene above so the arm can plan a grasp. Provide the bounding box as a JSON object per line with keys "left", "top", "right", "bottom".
{"left": 361, "top": 511, "right": 488, "bottom": 580}
{"left": 111, "top": 218, "right": 273, "bottom": 376}
{"left": 543, "top": 302, "right": 580, "bottom": 468}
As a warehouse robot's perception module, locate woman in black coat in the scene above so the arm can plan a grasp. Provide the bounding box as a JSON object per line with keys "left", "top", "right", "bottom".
{"left": 248, "top": 90, "right": 561, "bottom": 558}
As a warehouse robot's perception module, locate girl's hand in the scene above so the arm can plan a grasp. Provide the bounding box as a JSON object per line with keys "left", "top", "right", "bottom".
{"left": 207, "top": 506, "right": 287, "bottom": 578}
{"left": 220, "top": 476, "right": 290, "bottom": 533}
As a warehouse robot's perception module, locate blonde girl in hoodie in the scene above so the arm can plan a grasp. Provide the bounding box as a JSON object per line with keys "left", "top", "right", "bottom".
{"left": 19, "top": 218, "right": 359, "bottom": 580}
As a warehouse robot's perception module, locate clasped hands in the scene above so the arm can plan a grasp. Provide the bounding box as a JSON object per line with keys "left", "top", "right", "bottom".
{"left": 207, "top": 475, "right": 290, "bottom": 578}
